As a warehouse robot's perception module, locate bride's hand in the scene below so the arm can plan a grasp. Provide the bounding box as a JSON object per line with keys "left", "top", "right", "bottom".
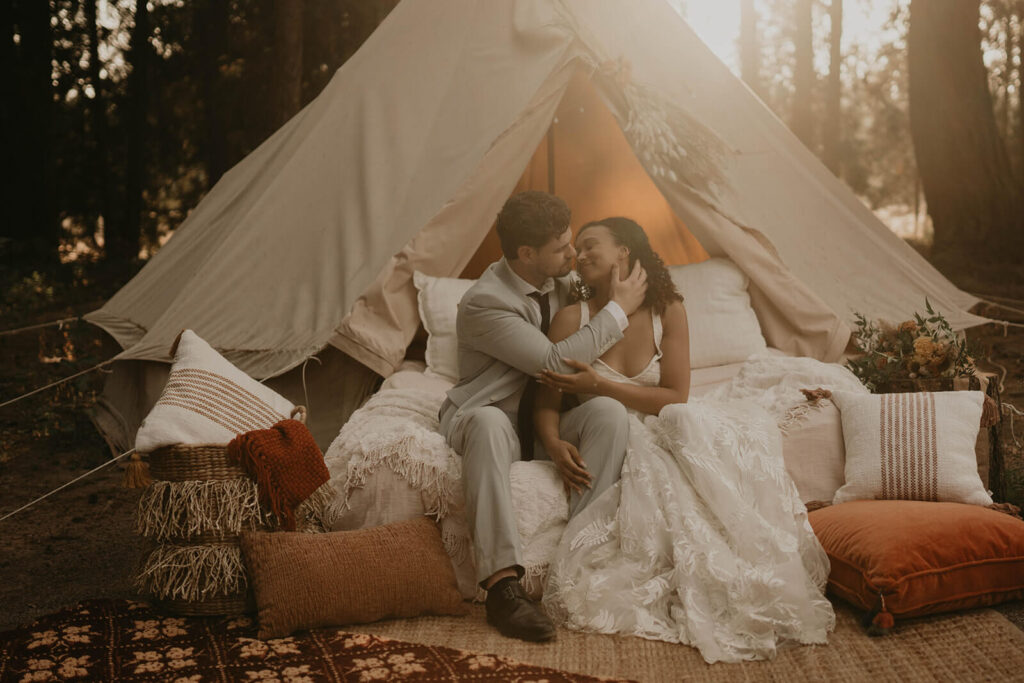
{"left": 538, "top": 358, "right": 601, "bottom": 395}
{"left": 544, "top": 439, "right": 592, "bottom": 494}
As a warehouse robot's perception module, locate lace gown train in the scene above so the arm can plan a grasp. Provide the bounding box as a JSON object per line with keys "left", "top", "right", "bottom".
{"left": 542, "top": 308, "right": 834, "bottom": 663}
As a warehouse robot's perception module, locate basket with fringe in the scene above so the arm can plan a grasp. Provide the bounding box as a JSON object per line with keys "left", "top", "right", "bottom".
{"left": 135, "top": 442, "right": 331, "bottom": 617}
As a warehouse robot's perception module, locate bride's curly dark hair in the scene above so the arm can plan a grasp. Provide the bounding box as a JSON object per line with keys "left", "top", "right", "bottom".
{"left": 577, "top": 217, "right": 683, "bottom": 314}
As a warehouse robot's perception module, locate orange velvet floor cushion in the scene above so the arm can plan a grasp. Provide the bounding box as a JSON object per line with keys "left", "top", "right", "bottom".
{"left": 809, "top": 500, "right": 1024, "bottom": 628}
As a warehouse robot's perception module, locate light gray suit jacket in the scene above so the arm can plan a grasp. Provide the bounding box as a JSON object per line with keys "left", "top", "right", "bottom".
{"left": 446, "top": 260, "right": 624, "bottom": 413}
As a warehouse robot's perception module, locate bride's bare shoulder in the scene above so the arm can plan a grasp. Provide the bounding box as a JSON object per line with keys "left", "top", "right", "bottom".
{"left": 549, "top": 302, "right": 583, "bottom": 341}
{"left": 551, "top": 301, "right": 583, "bottom": 326}
{"left": 662, "top": 300, "right": 689, "bottom": 330}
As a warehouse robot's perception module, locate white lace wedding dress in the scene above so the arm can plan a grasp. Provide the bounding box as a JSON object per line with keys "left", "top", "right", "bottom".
{"left": 542, "top": 307, "right": 836, "bottom": 663}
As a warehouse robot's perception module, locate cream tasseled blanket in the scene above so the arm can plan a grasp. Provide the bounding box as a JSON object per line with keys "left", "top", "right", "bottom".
{"left": 323, "top": 353, "right": 866, "bottom": 595}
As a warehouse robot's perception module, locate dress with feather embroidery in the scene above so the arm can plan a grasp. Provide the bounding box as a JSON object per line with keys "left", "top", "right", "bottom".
{"left": 542, "top": 303, "right": 835, "bottom": 663}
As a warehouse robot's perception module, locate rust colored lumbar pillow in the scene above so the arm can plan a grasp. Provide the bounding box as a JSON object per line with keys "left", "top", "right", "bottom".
{"left": 241, "top": 517, "right": 466, "bottom": 639}
{"left": 809, "top": 500, "right": 1024, "bottom": 629}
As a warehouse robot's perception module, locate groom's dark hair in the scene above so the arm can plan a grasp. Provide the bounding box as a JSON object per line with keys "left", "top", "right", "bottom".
{"left": 496, "top": 191, "right": 571, "bottom": 260}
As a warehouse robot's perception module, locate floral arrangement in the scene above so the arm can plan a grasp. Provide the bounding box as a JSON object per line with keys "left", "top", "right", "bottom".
{"left": 846, "top": 299, "right": 976, "bottom": 391}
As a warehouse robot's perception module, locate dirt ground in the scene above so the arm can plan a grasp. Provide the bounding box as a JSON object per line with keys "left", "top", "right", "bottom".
{"left": 1, "top": 261, "right": 1023, "bottom": 635}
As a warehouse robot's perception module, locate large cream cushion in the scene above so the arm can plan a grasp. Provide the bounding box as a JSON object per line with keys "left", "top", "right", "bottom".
{"left": 667, "top": 258, "right": 768, "bottom": 369}
{"left": 412, "top": 272, "right": 474, "bottom": 382}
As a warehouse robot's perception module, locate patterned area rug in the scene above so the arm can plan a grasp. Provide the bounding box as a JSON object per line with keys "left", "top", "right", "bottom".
{"left": 0, "top": 600, "right": 623, "bottom": 682}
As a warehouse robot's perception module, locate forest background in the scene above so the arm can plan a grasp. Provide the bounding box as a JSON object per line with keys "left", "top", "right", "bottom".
{"left": 1, "top": 0, "right": 1023, "bottom": 630}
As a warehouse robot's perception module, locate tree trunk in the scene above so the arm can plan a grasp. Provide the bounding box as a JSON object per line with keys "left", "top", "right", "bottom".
{"left": 739, "top": 0, "right": 762, "bottom": 97}
{"left": 196, "top": 0, "right": 230, "bottom": 186}
{"left": 301, "top": 0, "right": 337, "bottom": 105}
{"left": 908, "top": 0, "right": 1023, "bottom": 261}
{"left": 1018, "top": 0, "right": 1024, "bottom": 186}
{"left": 791, "top": 0, "right": 816, "bottom": 149}
{"left": 823, "top": 0, "right": 843, "bottom": 174}
{"left": 0, "top": 0, "right": 16, "bottom": 246}
{"left": 110, "top": 0, "right": 150, "bottom": 263}
{"left": 1002, "top": 8, "right": 1014, "bottom": 143}
{"left": 273, "top": 0, "right": 304, "bottom": 129}
{"left": 14, "top": 0, "right": 59, "bottom": 264}
{"left": 85, "top": 0, "right": 113, "bottom": 248}
{"left": 327, "top": 0, "right": 347, "bottom": 68}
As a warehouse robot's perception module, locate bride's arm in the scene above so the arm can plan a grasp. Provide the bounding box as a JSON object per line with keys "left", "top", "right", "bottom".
{"left": 542, "top": 301, "right": 691, "bottom": 416}
{"left": 535, "top": 305, "right": 593, "bottom": 493}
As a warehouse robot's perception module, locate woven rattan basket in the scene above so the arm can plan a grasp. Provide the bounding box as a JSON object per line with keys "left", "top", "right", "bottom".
{"left": 136, "top": 443, "right": 267, "bottom": 617}
{"left": 148, "top": 444, "right": 248, "bottom": 482}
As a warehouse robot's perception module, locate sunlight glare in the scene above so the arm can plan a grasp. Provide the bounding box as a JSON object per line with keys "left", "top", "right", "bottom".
{"left": 675, "top": 1, "right": 900, "bottom": 76}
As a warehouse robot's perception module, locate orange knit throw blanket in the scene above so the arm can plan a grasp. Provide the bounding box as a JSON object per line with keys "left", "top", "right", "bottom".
{"left": 227, "top": 419, "right": 328, "bottom": 531}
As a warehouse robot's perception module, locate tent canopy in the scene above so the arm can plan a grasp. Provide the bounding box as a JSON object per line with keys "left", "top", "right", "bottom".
{"left": 86, "top": 0, "right": 986, "bottom": 446}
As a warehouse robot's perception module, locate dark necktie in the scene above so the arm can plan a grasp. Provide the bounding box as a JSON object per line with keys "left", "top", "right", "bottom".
{"left": 517, "top": 291, "right": 550, "bottom": 461}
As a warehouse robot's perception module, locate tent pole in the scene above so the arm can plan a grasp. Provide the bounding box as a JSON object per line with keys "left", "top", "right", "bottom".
{"left": 547, "top": 123, "right": 556, "bottom": 194}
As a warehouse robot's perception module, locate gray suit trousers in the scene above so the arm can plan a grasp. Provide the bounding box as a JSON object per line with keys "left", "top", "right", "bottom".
{"left": 440, "top": 396, "right": 629, "bottom": 585}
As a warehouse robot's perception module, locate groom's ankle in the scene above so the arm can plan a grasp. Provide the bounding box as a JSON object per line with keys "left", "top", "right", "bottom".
{"left": 482, "top": 567, "right": 519, "bottom": 591}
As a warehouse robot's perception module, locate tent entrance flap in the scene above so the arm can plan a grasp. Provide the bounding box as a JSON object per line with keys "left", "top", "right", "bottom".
{"left": 459, "top": 69, "right": 709, "bottom": 279}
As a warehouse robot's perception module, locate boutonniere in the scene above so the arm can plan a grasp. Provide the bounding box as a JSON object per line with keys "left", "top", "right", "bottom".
{"left": 568, "top": 271, "right": 592, "bottom": 303}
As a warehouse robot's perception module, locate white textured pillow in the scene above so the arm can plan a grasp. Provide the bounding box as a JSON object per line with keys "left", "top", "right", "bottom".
{"left": 412, "top": 271, "right": 475, "bottom": 381}
{"left": 831, "top": 390, "right": 991, "bottom": 506}
{"left": 668, "top": 258, "right": 767, "bottom": 368}
{"left": 135, "top": 330, "right": 296, "bottom": 452}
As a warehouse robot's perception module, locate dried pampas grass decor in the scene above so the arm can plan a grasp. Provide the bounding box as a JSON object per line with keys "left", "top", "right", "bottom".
{"left": 135, "top": 543, "right": 247, "bottom": 603}
{"left": 136, "top": 479, "right": 265, "bottom": 542}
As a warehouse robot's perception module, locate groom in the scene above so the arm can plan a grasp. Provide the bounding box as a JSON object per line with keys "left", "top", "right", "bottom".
{"left": 439, "top": 191, "right": 647, "bottom": 642}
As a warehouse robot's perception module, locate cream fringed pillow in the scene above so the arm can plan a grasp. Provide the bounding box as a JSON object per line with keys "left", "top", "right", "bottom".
{"left": 135, "top": 330, "right": 298, "bottom": 453}
{"left": 831, "top": 390, "right": 992, "bottom": 506}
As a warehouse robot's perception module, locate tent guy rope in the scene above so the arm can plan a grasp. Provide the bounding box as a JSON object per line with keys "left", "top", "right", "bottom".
{"left": 0, "top": 315, "right": 82, "bottom": 337}
{"left": 1004, "top": 403, "right": 1024, "bottom": 448}
{"left": 974, "top": 296, "right": 1024, "bottom": 320}
{"left": 973, "top": 293, "right": 1024, "bottom": 314}
{"left": 0, "top": 448, "right": 135, "bottom": 524}
{"left": 0, "top": 359, "right": 115, "bottom": 410}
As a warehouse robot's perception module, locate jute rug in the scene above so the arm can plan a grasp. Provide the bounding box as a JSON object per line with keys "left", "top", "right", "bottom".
{"left": 352, "top": 602, "right": 1024, "bottom": 682}
{"left": 0, "top": 600, "right": 622, "bottom": 682}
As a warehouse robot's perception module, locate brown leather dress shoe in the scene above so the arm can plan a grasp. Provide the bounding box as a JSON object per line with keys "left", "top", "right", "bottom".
{"left": 485, "top": 578, "right": 557, "bottom": 642}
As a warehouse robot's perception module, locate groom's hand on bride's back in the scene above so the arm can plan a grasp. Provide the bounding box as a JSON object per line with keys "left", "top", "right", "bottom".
{"left": 542, "top": 439, "right": 593, "bottom": 495}
{"left": 610, "top": 262, "right": 648, "bottom": 316}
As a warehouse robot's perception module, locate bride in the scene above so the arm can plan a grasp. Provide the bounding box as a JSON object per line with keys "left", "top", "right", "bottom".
{"left": 533, "top": 217, "right": 834, "bottom": 663}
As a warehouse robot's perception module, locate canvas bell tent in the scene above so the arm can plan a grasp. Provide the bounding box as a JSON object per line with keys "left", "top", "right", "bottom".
{"left": 85, "top": 0, "right": 988, "bottom": 451}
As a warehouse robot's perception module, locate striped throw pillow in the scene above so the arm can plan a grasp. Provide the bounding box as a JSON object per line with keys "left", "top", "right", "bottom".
{"left": 135, "top": 330, "right": 297, "bottom": 452}
{"left": 831, "top": 390, "right": 991, "bottom": 506}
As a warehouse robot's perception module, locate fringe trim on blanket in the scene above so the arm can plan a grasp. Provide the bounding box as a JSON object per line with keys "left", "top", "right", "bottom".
{"left": 326, "top": 437, "right": 460, "bottom": 523}
{"left": 135, "top": 544, "right": 246, "bottom": 601}
{"left": 138, "top": 479, "right": 330, "bottom": 541}
{"left": 441, "top": 521, "right": 471, "bottom": 566}
{"left": 521, "top": 562, "right": 550, "bottom": 600}
{"left": 778, "top": 400, "right": 830, "bottom": 435}
{"left": 295, "top": 484, "right": 332, "bottom": 533}
{"left": 136, "top": 479, "right": 266, "bottom": 541}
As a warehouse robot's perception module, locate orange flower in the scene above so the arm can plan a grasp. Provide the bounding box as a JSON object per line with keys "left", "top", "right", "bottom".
{"left": 913, "top": 336, "right": 935, "bottom": 358}
{"left": 898, "top": 320, "right": 918, "bottom": 335}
